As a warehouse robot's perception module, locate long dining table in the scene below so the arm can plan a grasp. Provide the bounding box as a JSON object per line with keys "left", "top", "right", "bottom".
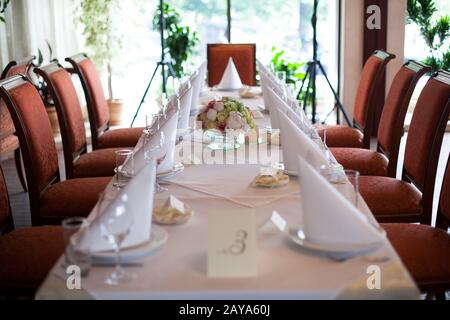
{"left": 36, "top": 88, "right": 420, "bottom": 300}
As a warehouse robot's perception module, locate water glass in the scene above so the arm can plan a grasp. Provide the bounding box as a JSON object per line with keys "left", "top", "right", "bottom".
{"left": 100, "top": 194, "right": 135, "bottom": 285}
{"left": 62, "top": 217, "right": 91, "bottom": 277}
{"left": 144, "top": 130, "right": 168, "bottom": 193}
{"left": 114, "top": 149, "right": 134, "bottom": 188}
{"left": 339, "top": 170, "right": 360, "bottom": 207}
{"left": 276, "top": 71, "right": 287, "bottom": 84}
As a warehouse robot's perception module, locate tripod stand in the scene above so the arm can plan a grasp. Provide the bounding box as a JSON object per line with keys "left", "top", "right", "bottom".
{"left": 131, "top": 0, "right": 175, "bottom": 127}
{"left": 297, "top": 0, "right": 351, "bottom": 126}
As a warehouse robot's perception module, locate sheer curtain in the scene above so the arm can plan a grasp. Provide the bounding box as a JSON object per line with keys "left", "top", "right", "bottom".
{"left": 0, "top": 0, "right": 80, "bottom": 69}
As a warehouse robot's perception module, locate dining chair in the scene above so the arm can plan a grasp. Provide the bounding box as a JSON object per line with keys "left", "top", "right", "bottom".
{"left": 0, "top": 164, "right": 64, "bottom": 298}
{"left": 65, "top": 53, "right": 143, "bottom": 150}
{"left": 0, "top": 75, "right": 111, "bottom": 226}
{"left": 317, "top": 50, "right": 395, "bottom": 149}
{"left": 207, "top": 43, "right": 256, "bottom": 87}
{"left": 330, "top": 60, "right": 431, "bottom": 177}
{"left": 34, "top": 62, "right": 120, "bottom": 179}
{"left": 0, "top": 56, "right": 36, "bottom": 192}
{"left": 381, "top": 153, "right": 450, "bottom": 298}
{"left": 359, "top": 70, "right": 450, "bottom": 224}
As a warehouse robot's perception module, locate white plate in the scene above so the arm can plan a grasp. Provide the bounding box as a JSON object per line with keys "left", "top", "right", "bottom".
{"left": 284, "top": 170, "right": 298, "bottom": 177}
{"left": 91, "top": 225, "right": 168, "bottom": 265}
{"left": 287, "top": 227, "right": 385, "bottom": 258}
{"left": 157, "top": 163, "right": 185, "bottom": 180}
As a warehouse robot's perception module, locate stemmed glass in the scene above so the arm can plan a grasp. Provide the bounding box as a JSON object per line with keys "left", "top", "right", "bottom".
{"left": 100, "top": 194, "right": 135, "bottom": 285}
{"left": 144, "top": 130, "right": 168, "bottom": 193}
{"left": 113, "top": 150, "right": 134, "bottom": 189}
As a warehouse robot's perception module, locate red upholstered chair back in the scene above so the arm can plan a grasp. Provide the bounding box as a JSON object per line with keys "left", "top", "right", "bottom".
{"left": 437, "top": 155, "right": 450, "bottom": 228}
{"left": 207, "top": 44, "right": 256, "bottom": 87}
{"left": 66, "top": 54, "right": 109, "bottom": 150}
{"left": 403, "top": 71, "right": 450, "bottom": 224}
{"left": 376, "top": 60, "right": 431, "bottom": 177}
{"left": 353, "top": 50, "right": 395, "bottom": 148}
{"left": 0, "top": 165, "right": 14, "bottom": 234}
{"left": 0, "top": 56, "right": 35, "bottom": 80}
{"left": 34, "top": 63, "right": 88, "bottom": 179}
{"left": 1, "top": 56, "right": 36, "bottom": 145}
{"left": 0, "top": 75, "right": 60, "bottom": 224}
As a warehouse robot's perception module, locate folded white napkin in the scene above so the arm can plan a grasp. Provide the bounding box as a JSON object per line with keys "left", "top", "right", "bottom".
{"left": 297, "top": 156, "right": 385, "bottom": 247}
{"left": 257, "top": 60, "right": 269, "bottom": 77}
{"left": 122, "top": 107, "right": 179, "bottom": 175}
{"left": 190, "top": 62, "right": 207, "bottom": 116}
{"left": 76, "top": 162, "right": 157, "bottom": 253}
{"left": 217, "top": 57, "right": 243, "bottom": 91}
{"left": 158, "top": 109, "right": 179, "bottom": 174}
{"left": 277, "top": 109, "right": 328, "bottom": 173}
{"left": 260, "top": 73, "right": 281, "bottom": 130}
{"left": 177, "top": 83, "right": 194, "bottom": 130}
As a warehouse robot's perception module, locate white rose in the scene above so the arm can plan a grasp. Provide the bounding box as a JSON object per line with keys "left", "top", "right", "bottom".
{"left": 226, "top": 111, "right": 245, "bottom": 130}
{"left": 206, "top": 109, "right": 218, "bottom": 121}
{"left": 214, "top": 101, "right": 224, "bottom": 112}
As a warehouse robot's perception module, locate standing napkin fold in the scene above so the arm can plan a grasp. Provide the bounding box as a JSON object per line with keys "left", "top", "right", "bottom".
{"left": 277, "top": 107, "right": 328, "bottom": 173}
{"left": 297, "top": 156, "right": 385, "bottom": 247}
{"left": 122, "top": 108, "right": 179, "bottom": 175}
{"left": 76, "top": 161, "right": 157, "bottom": 253}
{"left": 177, "top": 84, "right": 194, "bottom": 130}
{"left": 190, "top": 62, "right": 207, "bottom": 116}
{"left": 217, "top": 57, "right": 243, "bottom": 91}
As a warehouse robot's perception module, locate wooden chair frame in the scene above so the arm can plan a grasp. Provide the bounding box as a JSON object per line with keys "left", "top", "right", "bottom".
{"left": 353, "top": 50, "right": 396, "bottom": 149}
{"left": 34, "top": 62, "right": 89, "bottom": 180}
{"left": 1, "top": 56, "right": 36, "bottom": 192}
{"left": 0, "top": 75, "right": 62, "bottom": 226}
{"left": 65, "top": 53, "right": 110, "bottom": 151}
{"left": 207, "top": 43, "right": 257, "bottom": 87}
{"left": 377, "top": 60, "right": 431, "bottom": 177}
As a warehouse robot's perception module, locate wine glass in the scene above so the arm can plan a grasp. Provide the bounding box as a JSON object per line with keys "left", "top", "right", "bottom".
{"left": 339, "top": 170, "right": 360, "bottom": 208}
{"left": 144, "top": 130, "right": 168, "bottom": 193}
{"left": 276, "top": 71, "right": 287, "bottom": 84}
{"left": 113, "top": 150, "right": 134, "bottom": 189}
{"left": 100, "top": 194, "right": 135, "bottom": 285}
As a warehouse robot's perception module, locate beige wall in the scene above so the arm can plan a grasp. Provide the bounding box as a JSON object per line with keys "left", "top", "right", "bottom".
{"left": 340, "top": 0, "right": 406, "bottom": 120}
{"left": 386, "top": 0, "right": 406, "bottom": 90}
{"left": 340, "top": 0, "right": 364, "bottom": 120}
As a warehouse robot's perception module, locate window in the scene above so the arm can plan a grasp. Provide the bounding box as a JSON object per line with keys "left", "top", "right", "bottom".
{"left": 102, "top": 0, "right": 340, "bottom": 125}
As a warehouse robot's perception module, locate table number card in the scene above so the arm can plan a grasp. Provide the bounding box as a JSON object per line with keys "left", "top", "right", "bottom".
{"left": 207, "top": 209, "right": 257, "bottom": 278}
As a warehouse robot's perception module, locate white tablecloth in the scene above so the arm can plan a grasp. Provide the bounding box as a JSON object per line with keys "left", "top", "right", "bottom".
{"left": 36, "top": 90, "right": 419, "bottom": 300}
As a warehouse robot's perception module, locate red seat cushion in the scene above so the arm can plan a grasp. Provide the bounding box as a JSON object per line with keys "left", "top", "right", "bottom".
{"left": 0, "top": 100, "right": 15, "bottom": 139}
{"left": 359, "top": 176, "right": 422, "bottom": 221}
{"left": 97, "top": 127, "right": 143, "bottom": 149}
{"left": 315, "top": 124, "right": 364, "bottom": 148}
{"left": 0, "top": 226, "right": 64, "bottom": 290}
{"left": 40, "top": 177, "right": 110, "bottom": 221}
{"left": 382, "top": 223, "right": 450, "bottom": 290}
{"left": 73, "top": 148, "right": 119, "bottom": 178}
{"left": 331, "top": 147, "right": 388, "bottom": 176}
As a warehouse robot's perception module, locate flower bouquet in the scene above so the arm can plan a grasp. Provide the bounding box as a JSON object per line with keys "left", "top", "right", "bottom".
{"left": 197, "top": 97, "right": 256, "bottom": 132}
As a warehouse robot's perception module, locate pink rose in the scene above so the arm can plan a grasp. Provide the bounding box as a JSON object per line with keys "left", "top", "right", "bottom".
{"left": 226, "top": 111, "right": 245, "bottom": 130}
{"left": 206, "top": 109, "right": 218, "bottom": 121}
{"left": 214, "top": 101, "right": 225, "bottom": 111}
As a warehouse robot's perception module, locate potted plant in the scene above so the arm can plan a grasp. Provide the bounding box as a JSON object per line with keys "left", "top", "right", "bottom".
{"left": 152, "top": 2, "right": 199, "bottom": 79}
{"left": 270, "top": 47, "right": 311, "bottom": 102}
{"left": 0, "top": 0, "right": 10, "bottom": 23}
{"left": 74, "top": 0, "right": 124, "bottom": 125}
{"left": 407, "top": 0, "right": 450, "bottom": 71}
